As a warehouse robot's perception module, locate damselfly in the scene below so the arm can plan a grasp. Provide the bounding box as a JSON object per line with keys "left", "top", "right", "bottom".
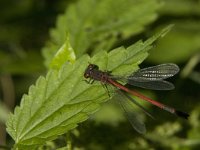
{"left": 84, "top": 63, "right": 189, "bottom": 133}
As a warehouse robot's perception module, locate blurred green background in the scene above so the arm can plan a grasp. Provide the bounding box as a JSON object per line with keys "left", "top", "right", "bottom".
{"left": 0, "top": 0, "right": 200, "bottom": 149}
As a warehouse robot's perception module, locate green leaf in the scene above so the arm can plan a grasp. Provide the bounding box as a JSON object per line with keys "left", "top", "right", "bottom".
{"left": 0, "top": 101, "right": 9, "bottom": 123}
{"left": 56, "top": 147, "right": 68, "bottom": 150}
{"left": 147, "top": 22, "right": 200, "bottom": 63}
{"left": 189, "top": 71, "right": 200, "bottom": 84}
{"left": 6, "top": 26, "right": 169, "bottom": 149}
{"left": 50, "top": 36, "right": 76, "bottom": 70}
{"left": 42, "top": 0, "right": 161, "bottom": 67}
{"left": 160, "top": 0, "right": 200, "bottom": 16}
{"left": 0, "top": 50, "right": 44, "bottom": 75}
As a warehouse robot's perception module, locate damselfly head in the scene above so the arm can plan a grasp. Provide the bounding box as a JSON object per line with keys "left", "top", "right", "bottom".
{"left": 84, "top": 64, "right": 99, "bottom": 78}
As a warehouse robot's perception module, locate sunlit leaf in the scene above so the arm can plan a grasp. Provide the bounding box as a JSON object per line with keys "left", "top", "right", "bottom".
{"left": 42, "top": 0, "right": 161, "bottom": 67}
{"left": 50, "top": 36, "right": 76, "bottom": 70}
{"left": 6, "top": 26, "right": 170, "bottom": 149}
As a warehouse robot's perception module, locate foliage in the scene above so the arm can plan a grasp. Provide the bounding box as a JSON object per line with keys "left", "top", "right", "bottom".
{"left": 0, "top": 102, "right": 9, "bottom": 123}
{"left": 6, "top": 24, "right": 171, "bottom": 149}
{"left": 0, "top": 0, "right": 200, "bottom": 149}
{"left": 42, "top": 0, "right": 160, "bottom": 67}
{"left": 0, "top": 50, "right": 44, "bottom": 74}
{"left": 147, "top": 22, "right": 200, "bottom": 63}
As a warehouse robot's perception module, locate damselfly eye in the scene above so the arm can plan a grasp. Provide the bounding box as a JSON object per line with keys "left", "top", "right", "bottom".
{"left": 84, "top": 73, "right": 90, "bottom": 78}
{"left": 84, "top": 64, "right": 99, "bottom": 79}
{"left": 88, "top": 64, "right": 99, "bottom": 70}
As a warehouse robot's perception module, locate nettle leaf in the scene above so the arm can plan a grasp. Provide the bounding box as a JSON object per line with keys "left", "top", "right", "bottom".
{"left": 42, "top": 0, "right": 161, "bottom": 67}
{"left": 6, "top": 26, "right": 170, "bottom": 149}
{"left": 50, "top": 36, "right": 76, "bottom": 70}
{"left": 147, "top": 22, "right": 200, "bottom": 63}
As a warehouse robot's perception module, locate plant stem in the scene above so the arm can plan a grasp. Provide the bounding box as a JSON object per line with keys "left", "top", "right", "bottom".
{"left": 66, "top": 133, "right": 72, "bottom": 150}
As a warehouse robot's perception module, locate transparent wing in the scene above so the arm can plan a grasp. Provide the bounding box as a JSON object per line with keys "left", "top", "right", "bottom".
{"left": 127, "top": 80, "right": 175, "bottom": 90}
{"left": 115, "top": 90, "right": 147, "bottom": 134}
{"left": 118, "top": 90, "right": 154, "bottom": 119}
{"left": 128, "top": 63, "right": 179, "bottom": 82}
{"left": 110, "top": 64, "right": 178, "bottom": 90}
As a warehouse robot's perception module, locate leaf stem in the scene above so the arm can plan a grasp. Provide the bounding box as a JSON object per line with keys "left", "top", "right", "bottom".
{"left": 66, "top": 133, "right": 72, "bottom": 150}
